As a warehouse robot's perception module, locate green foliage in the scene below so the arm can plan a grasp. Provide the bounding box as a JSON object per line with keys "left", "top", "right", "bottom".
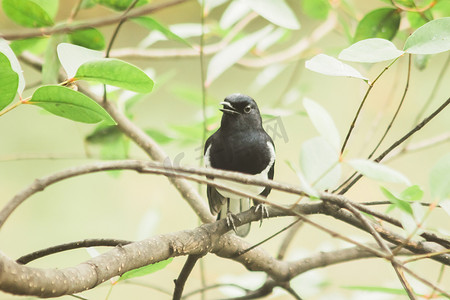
{"left": 404, "top": 17, "right": 450, "bottom": 54}
{"left": 118, "top": 258, "right": 173, "bottom": 281}
{"left": 380, "top": 186, "right": 413, "bottom": 214}
{"left": 75, "top": 59, "right": 154, "bottom": 93}
{"left": 94, "top": 0, "right": 148, "bottom": 11}
{"left": 354, "top": 8, "right": 401, "bottom": 42}
{"left": 0, "top": 39, "right": 25, "bottom": 95}
{"left": 2, "top": 0, "right": 54, "bottom": 27}
{"left": 9, "top": 38, "right": 48, "bottom": 56}
{"left": 132, "top": 17, "right": 190, "bottom": 46}
{"left": 302, "top": 0, "right": 331, "bottom": 20}
{"left": 0, "top": 53, "right": 19, "bottom": 111}
{"left": 68, "top": 28, "right": 106, "bottom": 50}
{"left": 29, "top": 85, "right": 116, "bottom": 124}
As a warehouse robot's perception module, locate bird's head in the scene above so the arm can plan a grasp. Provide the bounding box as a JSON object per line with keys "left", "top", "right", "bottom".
{"left": 219, "top": 94, "right": 262, "bottom": 128}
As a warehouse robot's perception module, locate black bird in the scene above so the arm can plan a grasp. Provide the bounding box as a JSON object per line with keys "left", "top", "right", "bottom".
{"left": 204, "top": 94, "right": 275, "bottom": 237}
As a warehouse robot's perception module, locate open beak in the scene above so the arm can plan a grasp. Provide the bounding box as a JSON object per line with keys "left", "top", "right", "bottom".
{"left": 219, "top": 101, "right": 240, "bottom": 115}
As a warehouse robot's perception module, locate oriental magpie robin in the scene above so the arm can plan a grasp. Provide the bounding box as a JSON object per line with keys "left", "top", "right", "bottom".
{"left": 204, "top": 94, "right": 275, "bottom": 237}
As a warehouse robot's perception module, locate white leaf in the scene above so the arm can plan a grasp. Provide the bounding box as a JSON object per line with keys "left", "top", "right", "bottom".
{"left": 440, "top": 199, "right": 450, "bottom": 217}
{"left": 347, "top": 159, "right": 411, "bottom": 185}
{"left": 139, "top": 23, "right": 207, "bottom": 48}
{"left": 303, "top": 98, "right": 340, "bottom": 151}
{"left": 206, "top": 25, "right": 273, "bottom": 85}
{"left": 136, "top": 209, "right": 160, "bottom": 240}
{"left": 300, "top": 137, "right": 341, "bottom": 191}
{"left": 256, "top": 27, "right": 287, "bottom": 51}
{"left": 305, "top": 54, "right": 368, "bottom": 80}
{"left": 0, "top": 38, "right": 25, "bottom": 95}
{"left": 400, "top": 211, "right": 422, "bottom": 236}
{"left": 57, "top": 43, "right": 103, "bottom": 78}
{"left": 250, "top": 64, "right": 286, "bottom": 92}
{"left": 295, "top": 168, "right": 320, "bottom": 198}
{"left": 339, "top": 38, "right": 404, "bottom": 63}
{"left": 243, "top": 0, "right": 300, "bottom": 29}
{"left": 220, "top": 1, "right": 251, "bottom": 29}
{"left": 429, "top": 153, "right": 450, "bottom": 200}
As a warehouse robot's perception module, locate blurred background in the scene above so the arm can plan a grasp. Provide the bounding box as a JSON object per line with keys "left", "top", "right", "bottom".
{"left": 0, "top": 0, "right": 449, "bottom": 299}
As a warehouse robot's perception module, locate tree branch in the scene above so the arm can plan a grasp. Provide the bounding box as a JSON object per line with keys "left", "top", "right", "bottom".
{"left": 0, "top": 0, "right": 191, "bottom": 40}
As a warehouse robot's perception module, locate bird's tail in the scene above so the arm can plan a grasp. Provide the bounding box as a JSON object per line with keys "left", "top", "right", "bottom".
{"left": 218, "top": 198, "right": 251, "bottom": 237}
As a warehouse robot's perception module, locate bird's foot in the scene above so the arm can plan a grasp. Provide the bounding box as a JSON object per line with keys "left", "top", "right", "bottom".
{"left": 254, "top": 204, "right": 269, "bottom": 227}
{"left": 225, "top": 212, "right": 241, "bottom": 233}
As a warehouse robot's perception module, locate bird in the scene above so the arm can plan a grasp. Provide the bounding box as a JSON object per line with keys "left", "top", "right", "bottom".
{"left": 204, "top": 93, "right": 275, "bottom": 237}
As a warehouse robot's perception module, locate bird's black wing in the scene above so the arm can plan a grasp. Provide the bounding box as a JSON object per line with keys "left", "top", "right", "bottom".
{"left": 204, "top": 133, "right": 226, "bottom": 217}
{"left": 259, "top": 135, "right": 275, "bottom": 198}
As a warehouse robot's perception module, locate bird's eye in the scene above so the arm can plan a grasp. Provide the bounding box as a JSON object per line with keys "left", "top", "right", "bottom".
{"left": 244, "top": 105, "right": 252, "bottom": 113}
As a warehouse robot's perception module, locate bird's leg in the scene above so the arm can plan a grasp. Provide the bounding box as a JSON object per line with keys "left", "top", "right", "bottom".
{"left": 253, "top": 200, "right": 269, "bottom": 227}
{"left": 225, "top": 198, "right": 240, "bottom": 233}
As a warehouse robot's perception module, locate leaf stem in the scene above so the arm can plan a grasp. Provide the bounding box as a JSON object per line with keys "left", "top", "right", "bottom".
{"left": 368, "top": 54, "right": 411, "bottom": 159}
{"left": 0, "top": 99, "right": 23, "bottom": 117}
{"left": 340, "top": 57, "right": 400, "bottom": 155}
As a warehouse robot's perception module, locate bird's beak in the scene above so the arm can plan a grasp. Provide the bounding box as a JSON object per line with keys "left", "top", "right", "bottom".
{"left": 219, "top": 101, "right": 240, "bottom": 115}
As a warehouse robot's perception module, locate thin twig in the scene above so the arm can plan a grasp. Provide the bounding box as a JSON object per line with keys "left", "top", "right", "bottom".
{"left": 173, "top": 255, "right": 202, "bottom": 300}
{"left": 340, "top": 57, "right": 400, "bottom": 154}
{"left": 16, "top": 239, "right": 132, "bottom": 265}
{"left": 367, "top": 54, "right": 412, "bottom": 159}
{"left": 339, "top": 96, "right": 450, "bottom": 194}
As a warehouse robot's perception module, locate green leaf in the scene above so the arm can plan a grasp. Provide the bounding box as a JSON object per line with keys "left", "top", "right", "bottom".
{"left": 342, "top": 285, "right": 409, "bottom": 295}
{"left": 432, "top": 1, "right": 450, "bottom": 18}
{"left": 43, "top": 35, "right": 65, "bottom": 85}
{"left": 69, "top": 28, "right": 106, "bottom": 50}
{"left": 380, "top": 186, "right": 413, "bottom": 214}
{"left": 354, "top": 8, "right": 401, "bottom": 42}
{"left": 10, "top": 37, "right": 48, "bottom": 56}
{"left": 302, "top": 0, "right": 331, "bottom": 20}
{"left": 86, "top": 124, "right": 123, "bottom": 144}
{"left": 29, "top": 85, "right": 116, "bottom": 124}
{"left": 406, "top": 11, "right": 430, "bottom": 29}
{"left": 2, "top": 0, "right": 54, "bottom": 27}
{"left": 75, "top": 59, "right": 154, "bottom": 93}
{"left": 0, "top": 53, "right": 19, "bottom": 111}
{"left": 303, "top": 98, "right": 340, "bottom": 151}
{"left": 81, "top": 0, "right": 97, "bottom": 9}
{"left": 118, "top": 258, "right": 173, "bottom": 281}
{"left": 347, "top": 159, "right": 411, "bottom": 185}
{"left": 400, "top": 185, "right": 424, "bottom": 201}
{"left": 132, "top": 17, "right": 190, "bottom": 47}
{"left": 57, "top": 43, "right": 103, "bottom": 78}
{"left": 305, "top": 54, "right": 368, "bottom": 80}
{"left": 0, "top": 38, "right": 25, "bottom": 95}
{"left": 206, "top": 25, "right": 273, "bottom": 85}
{"left": 404, "top": 17, "right": 450, "bottom": 54}
{"left": 300, "top": 137, "right": 341, "bottom": 191}
{"left": 145, "top": 128, "right": 175, "bottom": 144}
{"left": 244, "top": 0, "right": 300, "bottom": 29}
{"left": 94, "top": 0, "right": 148, "bottom": 11}
{"left": 339, "top": 38, "right": 404, "bottom": 63}
{"left": 32, "top": 0, "right": 59, "bottom": 18}
{"left": 429, "top": 153, "right": 450, "bottom": 200}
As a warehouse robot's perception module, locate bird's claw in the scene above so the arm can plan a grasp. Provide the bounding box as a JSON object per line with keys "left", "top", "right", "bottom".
{"left": 254, "top": 204, "right": 269, "bottom": 227}
{"left": 226, "top": 212, "right": 240, "bottom": 233}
